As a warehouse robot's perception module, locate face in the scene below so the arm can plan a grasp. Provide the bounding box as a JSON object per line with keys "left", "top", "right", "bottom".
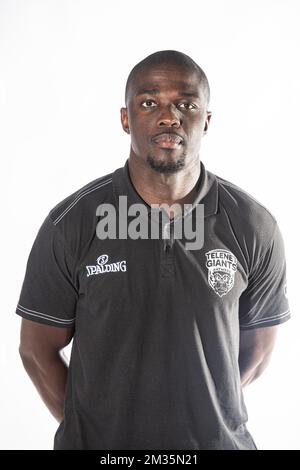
{"left": 121, "top": 62, "right": 211, "bottom": 173}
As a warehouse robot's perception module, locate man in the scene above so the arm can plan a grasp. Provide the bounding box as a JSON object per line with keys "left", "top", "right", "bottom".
{"left": 16, "top": 50, "right": 290, "bottom": 450}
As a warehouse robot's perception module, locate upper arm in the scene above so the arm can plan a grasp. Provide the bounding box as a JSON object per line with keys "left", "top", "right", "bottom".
{"left": 239, "top": 223, "right": 290, "bottom": 330}
{"left": 19, "top": 318, "right": 75, "bottom": 358}
{"left": 239, "top": 324, "right": 279, "bottom": 366}
{"left": 15, "top": 215, "right": 78, "bottom": 329}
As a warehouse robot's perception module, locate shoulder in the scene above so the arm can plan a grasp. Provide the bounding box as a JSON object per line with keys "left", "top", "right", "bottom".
{"left": 215, "top": 173, "right": 277, "bottom": 234}
{"left": 42, "top": 170, "right": 115, "bottom": 260}
{"left": 212, "top": 173, "right": 281, "bottom": 272}
{"left": 49, "top": 171, "right": 114, "bottom": 227}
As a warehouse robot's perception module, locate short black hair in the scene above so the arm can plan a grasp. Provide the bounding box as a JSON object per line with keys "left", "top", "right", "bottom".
{"left": 125, "top": 50, "right": 210, "bottom": 106}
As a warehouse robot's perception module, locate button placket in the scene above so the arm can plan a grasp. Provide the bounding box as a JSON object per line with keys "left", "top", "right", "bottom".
{"left": 161, "top": 220, "right": 174, "bottom": 278}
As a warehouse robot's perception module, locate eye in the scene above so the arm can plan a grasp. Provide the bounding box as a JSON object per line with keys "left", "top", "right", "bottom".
{"left": 177, "top": 102, "right": 197, "bottom": 110}
{"left": 141, "top": 100, "right": 157, "bottom": 108}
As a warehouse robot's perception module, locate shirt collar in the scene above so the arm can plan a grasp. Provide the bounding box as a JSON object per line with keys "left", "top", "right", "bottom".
{"left": 112, "top": 158, "right": 218, "bottom": 218}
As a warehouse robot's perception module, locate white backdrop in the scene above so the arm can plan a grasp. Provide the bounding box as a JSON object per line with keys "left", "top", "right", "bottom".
{"left": 1, "top": 0, "right": 299, "bottom": 450}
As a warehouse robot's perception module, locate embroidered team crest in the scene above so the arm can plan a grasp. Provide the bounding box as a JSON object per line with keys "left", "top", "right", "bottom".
{"left": 205, "top": 249, "right": 237, "bottom": 297}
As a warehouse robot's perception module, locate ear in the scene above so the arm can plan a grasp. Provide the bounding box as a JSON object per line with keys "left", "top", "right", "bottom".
{"left": 203, "top": 111, "right": 212, "bottom": 135}
{"left": 120, "top": 107, "right": 130, "bottom": 134}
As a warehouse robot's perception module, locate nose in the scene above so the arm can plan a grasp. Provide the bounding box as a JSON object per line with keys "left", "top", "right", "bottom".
{"left": 157, "top": 105, "right": 181, "bottom": 128}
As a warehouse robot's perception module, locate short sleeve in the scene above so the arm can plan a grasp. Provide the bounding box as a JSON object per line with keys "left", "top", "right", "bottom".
{"left": 15, "top": 214, "right": 78, "bottom": 328}
{"left": 239, "top": 222, "right": 291, "bottom": 330}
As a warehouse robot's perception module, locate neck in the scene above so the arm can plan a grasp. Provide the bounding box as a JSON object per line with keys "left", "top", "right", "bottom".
{"left": 128, "top": 154, "right": 201, "bottom": 216}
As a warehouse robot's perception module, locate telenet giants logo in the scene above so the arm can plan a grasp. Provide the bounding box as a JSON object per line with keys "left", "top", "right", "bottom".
{"left": 205, "top": 249, "right": 237, "bottom": 297}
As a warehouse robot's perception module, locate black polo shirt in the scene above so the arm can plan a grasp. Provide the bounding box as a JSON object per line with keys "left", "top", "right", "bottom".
{"left": 16, "top": 159, "right": 290, "bottom": 450}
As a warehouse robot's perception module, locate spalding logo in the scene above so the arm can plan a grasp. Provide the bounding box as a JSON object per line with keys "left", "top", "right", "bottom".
{"left": 86, "top": 254, "right": 127, "bottom": 277}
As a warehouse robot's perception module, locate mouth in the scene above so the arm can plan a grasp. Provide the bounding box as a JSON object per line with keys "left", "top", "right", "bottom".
{"left": 151, "top": 132, "right": 184, "bottom": 149}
